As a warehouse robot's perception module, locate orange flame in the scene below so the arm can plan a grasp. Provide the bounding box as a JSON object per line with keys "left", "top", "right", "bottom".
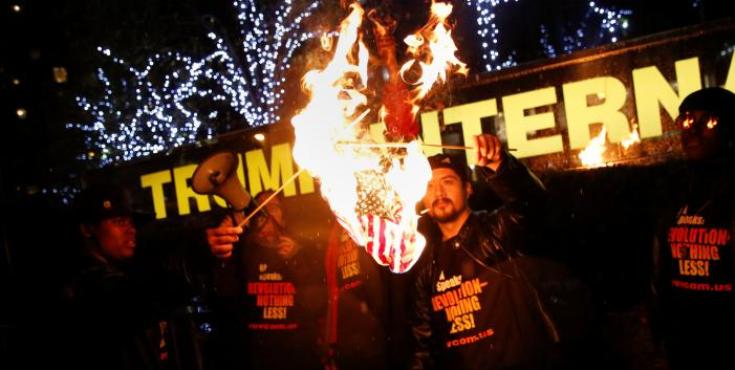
{"left": 291, "top": 2, "right": 467, "bottom": 273}
{"left": 579, "top": 127, "right": 607, "bottom": 167}
{"left": 292, "top": 3, "right": 427, "bottom": 272}
{"left": 621, "top": 124, "right": 641, "bottom": 149}
{"left": 400, "top": 1, "right": 469, "bottom": 115}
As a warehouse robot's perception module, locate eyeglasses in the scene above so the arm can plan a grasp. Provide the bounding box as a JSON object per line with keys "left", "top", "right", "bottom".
{"left": 675, "top": 111, "right": 719, "bottom": 130}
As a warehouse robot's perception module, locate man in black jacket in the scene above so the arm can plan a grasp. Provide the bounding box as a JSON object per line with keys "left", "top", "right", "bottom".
{"left": 64, "top": 184, "right": 186, "bottom": 370}
{"left": 411, "top": 133, "right": 555, "bottom": 370}
{"left": 651, "top": 87, "right": 735, "bottom": 370}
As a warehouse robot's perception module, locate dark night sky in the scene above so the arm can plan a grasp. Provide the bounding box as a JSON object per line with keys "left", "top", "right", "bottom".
{"left": 0, "top": 0, "right": 731, "bottom": 203}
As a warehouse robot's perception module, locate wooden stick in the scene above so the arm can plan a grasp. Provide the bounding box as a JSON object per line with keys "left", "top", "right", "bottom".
{"left": 337, "top": 141, "right": 517, "bottom": 151}
{"left": 237, "top": 168, "right": 305, "bottom": 228}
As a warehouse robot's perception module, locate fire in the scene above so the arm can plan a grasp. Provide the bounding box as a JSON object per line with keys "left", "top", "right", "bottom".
{"left": 578, "top": 127, "right": 607, "bottom": 167}
{"left": 621, "top": 123, "right": 641, "bottom": 149}
{"left": 578, "top": 124, "right": 641, "bottom": 167}
{"left": 291, "top": 2, "right": 466, "bottom": 273}
{"left": 400, "top": 1, "right": 468, "bottom": 114}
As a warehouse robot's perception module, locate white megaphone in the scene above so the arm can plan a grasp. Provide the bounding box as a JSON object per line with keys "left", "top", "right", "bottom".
{"left": 192, "top": 152, "right": 251, "bottom": 211}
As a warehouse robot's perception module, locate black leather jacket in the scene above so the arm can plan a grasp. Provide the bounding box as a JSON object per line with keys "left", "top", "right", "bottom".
{"left": 411, "top": 155, "right": 550, "bottom": 370}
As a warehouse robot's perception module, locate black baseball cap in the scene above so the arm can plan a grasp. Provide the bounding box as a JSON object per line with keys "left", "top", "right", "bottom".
{"left": 679, "top": 87, "right": 735, "bottom": 120}
{"left": 73, "top": 184, "right": 146, "bottom": 224}
{"left": 427, "top": 153, "right": 471, "bottom": 183}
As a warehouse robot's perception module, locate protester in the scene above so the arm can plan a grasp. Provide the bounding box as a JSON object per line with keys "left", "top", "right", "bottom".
{"left": 410, "top": 133, "right": 558, "bottom": 370}
{"left": 323, "top": 221, "right": 390, "bottom": 370}
{"left": 206, "top": 190, "right": 325, "bottom": 370}
{"left": 651, "top": 87, "right": 735, "bottom": 370}
{"left": 63, "top": 184, "right": 191, "bottom": 370}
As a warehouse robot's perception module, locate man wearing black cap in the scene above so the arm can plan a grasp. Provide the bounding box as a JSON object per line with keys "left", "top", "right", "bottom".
{"left": 64, "top": 184, "right": 178, "bottom": 370}
{"left": 75, "top": 184, "right": 140, "bottom": 262}
{"left": 652, "top": 87, "right": 735, "bottom": 370}
{"left": 411, "top": 134, "right": 554, "bottom": 370}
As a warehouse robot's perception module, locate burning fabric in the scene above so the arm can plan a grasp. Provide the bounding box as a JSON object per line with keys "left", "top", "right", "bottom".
{"left": 291, "top": 2, "right": 467, "bottom": 273}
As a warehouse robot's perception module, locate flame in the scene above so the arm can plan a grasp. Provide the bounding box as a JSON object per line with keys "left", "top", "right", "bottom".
{"left": 579, "top": 127, "right": 607, "bottom": 167}
{"left": 291, "top": 3, "right": 425, "bottom": 272}
{"left": 291, "top": 2, "right": 467, "bottom": 273}
{"left": 620, "top": 124, "right": 641, "bottom": 149}
{"left": 400, "top": 1, "right": 469, "bottom": 115}
{"left": 320, "top": 33, "right": 333, "bottom": 52}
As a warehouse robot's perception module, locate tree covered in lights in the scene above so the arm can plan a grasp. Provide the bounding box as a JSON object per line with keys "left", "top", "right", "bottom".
{"left": 467, "top": 0, "right": 520, "bottom": 71}
{"left": 69, "top": 0, "right": 320, "bottom": 167}
{"left": 68, "top": 0, "right": 639, "bottom": 168}
{"left": 539, "top": 1, "right": 632, "bottom": 58}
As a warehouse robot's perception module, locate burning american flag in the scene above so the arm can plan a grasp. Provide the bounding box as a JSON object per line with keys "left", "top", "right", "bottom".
{"left": 291, "top": 1, "right": 467, "bottom": 273}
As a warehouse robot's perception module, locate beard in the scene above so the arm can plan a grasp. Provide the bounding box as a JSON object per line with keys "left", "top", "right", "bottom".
{"left": 429, "top": 198, "right": 464, "bottom": 223}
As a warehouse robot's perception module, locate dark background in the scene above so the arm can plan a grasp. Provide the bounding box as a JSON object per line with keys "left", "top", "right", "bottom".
{"left": 1, "top": 0, "right": 732, "bottom": 197}
{"left": 1, "top": 1, "right": 734, "bottom": 369}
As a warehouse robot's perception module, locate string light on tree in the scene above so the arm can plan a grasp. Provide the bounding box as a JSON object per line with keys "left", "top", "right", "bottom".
{"left": 540, "top": 1, "right": 632, "bottom": 58}
{"left": 590, "top": 1, "right": 632, "bottom": 43}
{"left": 539, "top": 25, "right": 557, "bottom": 58}
{"left": 466, "top": 0, "right": 519, "bottom": 72}
{"left": 41, "top": 185, "right": 80, "bottom": 205}
{"left": 235, "top": 0, "right": 320, "bottom": 124}
{"left": 720, "top": 44, "right": 735, "bottom": 58}
{"left": 69, "top": 0, "right": 320, "bottom": 167}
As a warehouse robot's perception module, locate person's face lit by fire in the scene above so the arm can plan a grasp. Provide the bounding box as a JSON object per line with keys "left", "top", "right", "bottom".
{"left": 678, "top": 110, "right": 722, "bottom": 161}
{"left": 252, "top": 192, "right": 284, "bottom": 247}
{"left": 422, "top": 168, "right": 472, "bottom": 223}
{"left": 83, "top": 216, "right": 137, "bottom": 261}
